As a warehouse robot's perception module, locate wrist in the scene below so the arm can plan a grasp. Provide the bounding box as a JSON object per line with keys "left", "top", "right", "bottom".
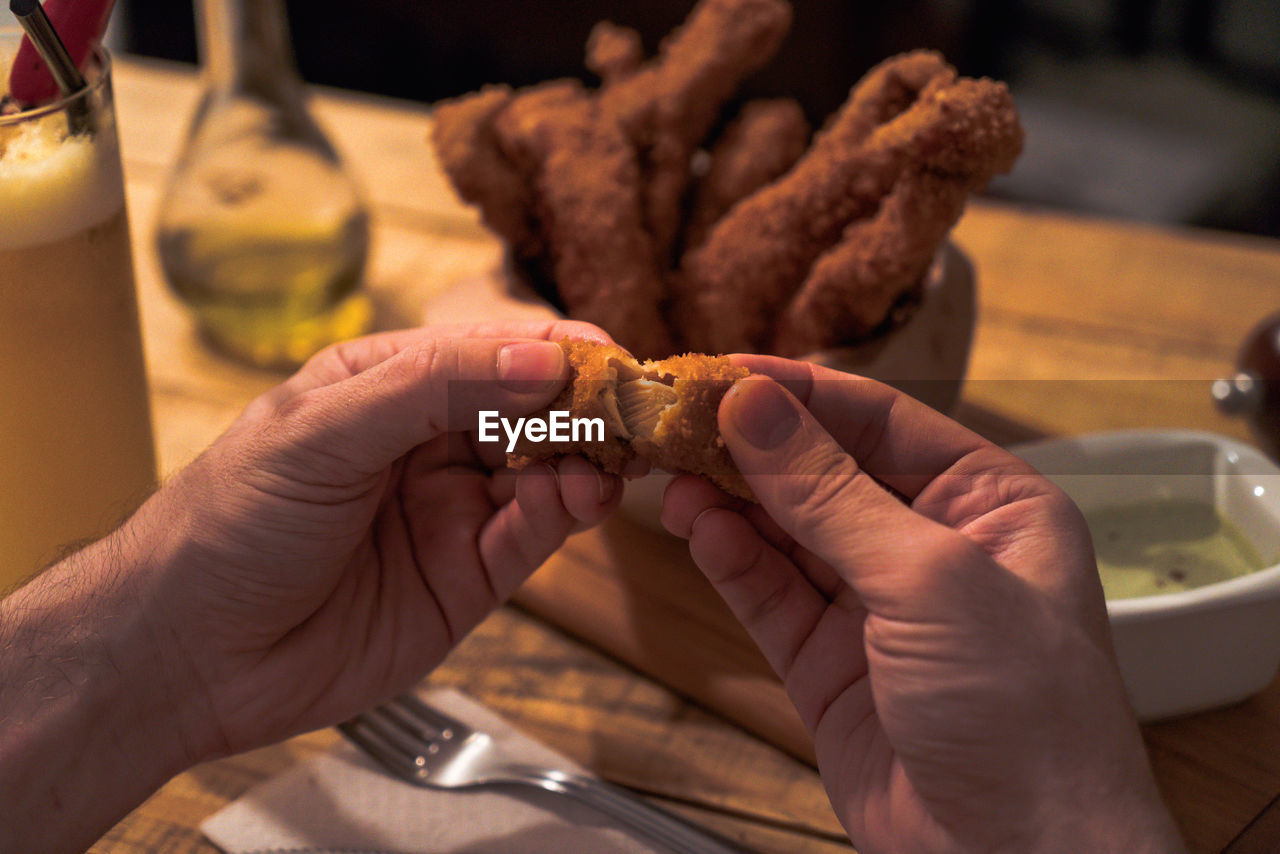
{"left": 1015, "top": 742, "right": 1185, "bottom": 854}
{"left": 1019, "top": 794, "right": 1184, "bottom": 854}
{"left": 0, "top": 510, "right": 213, "bottom": 851}
{"left": 1010, "top": 621, "right": 1186, "bottom": 853}
{"left": 111, "top": 493, "right": 233, "bottom": 767}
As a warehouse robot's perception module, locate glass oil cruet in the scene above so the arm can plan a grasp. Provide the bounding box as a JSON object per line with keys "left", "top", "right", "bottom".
{"left": 156, "top": 0, "right": 371, "bottom": 369}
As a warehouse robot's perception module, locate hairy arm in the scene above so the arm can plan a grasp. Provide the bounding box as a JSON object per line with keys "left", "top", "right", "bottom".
{"left": 0, "top": 521, "right": 203, "bottom": 853}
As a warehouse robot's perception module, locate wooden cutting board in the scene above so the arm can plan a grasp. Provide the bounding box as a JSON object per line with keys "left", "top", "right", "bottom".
{"left": 513, "top": 514, "right": 818, "bottom": 765}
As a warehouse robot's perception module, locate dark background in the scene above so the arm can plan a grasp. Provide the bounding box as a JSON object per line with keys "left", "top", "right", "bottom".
{"left": 117, "top": 0, "right": 1280, "bottom": 237}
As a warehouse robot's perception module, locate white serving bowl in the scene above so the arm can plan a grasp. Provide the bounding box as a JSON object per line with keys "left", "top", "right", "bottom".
{"left": 1011, "top": 429, "right": 1280, "bottom": 721}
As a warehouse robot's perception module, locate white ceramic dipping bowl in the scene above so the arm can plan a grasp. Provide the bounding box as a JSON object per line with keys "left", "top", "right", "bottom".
{"left": 1012, "top": 429, "right": 1280, "bottom": 721}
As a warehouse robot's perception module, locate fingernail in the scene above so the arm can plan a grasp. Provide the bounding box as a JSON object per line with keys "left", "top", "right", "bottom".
{"left": 729, "top": 379, "right": 801, "bottom": 450}
{"left": 499, "top": 341, "right": 564, "bottom": 392}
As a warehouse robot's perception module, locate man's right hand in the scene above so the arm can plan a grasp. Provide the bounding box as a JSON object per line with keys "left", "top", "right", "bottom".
{"left": 662, "top": 356, "right": 1185, "bottom": 854}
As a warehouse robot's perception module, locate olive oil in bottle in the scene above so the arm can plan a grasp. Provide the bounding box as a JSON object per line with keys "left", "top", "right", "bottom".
{"left": 157, "top": 0, "right": 370, "bottom": 369}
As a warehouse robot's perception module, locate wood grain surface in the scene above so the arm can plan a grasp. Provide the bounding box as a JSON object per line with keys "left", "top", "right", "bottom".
{"left": 89, "top": 57, "right": 1280, "bottom": 854}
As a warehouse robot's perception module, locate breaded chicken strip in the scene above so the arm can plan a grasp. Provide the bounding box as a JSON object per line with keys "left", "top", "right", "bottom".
{"left": 494, "top": 86, "right": 675, "bottom": 359}
{"left": 772, "top": 170, "right": 971, "bottom": 355}
{"left": 813, "top": 49, "right": 954, "bottom": 149}
{"left": 683, "top": 98, "right": 810, "bottom": 253}
{"left": 675, "top": 67, "right": 1022, "bottom": 354}
{"left": 509, "top": 339, "right": 752, "bottom": 499}
{"left": 599, "top": 0, "right": 792, "bottom": 264}
{"left": 430, "top": 85, "right": 541, "bottom": 259}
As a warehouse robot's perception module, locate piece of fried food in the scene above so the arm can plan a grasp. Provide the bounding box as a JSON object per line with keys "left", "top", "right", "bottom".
{"left": 493, "top": 85, "right": 675, "bottom": 359}
{"left": 431, "top": 10, "right": 1025, "bottom": 365}
{"left": 811, "top": 49, "right": 955, "bottom": 151}
{"left": 585, "top": 21, "right": 645, "bottom": 84}
{"left": 598, "top": 0, "right": 792, "bottom": 264}
{"left": 771, "top": 170, "right": 973, "bottom": 356}
{"left": 433, "top": 0, "right": 792, "bottom": 357}
{"left": 430, "top": 85, "right": 541, "bottom": 260}
{"left": 683, "top": 98, "right": 810, "bottom": 253}
{"left": 673, "top": 53, "right": 1023, "bottom": 355}
{"left": 509, "top": 339, "right": 753, "bottom": 500}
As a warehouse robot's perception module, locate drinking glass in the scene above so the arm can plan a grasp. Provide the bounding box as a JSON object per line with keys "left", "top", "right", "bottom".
{"left": 0, "top": 30, "right": 156, "bottom": 591}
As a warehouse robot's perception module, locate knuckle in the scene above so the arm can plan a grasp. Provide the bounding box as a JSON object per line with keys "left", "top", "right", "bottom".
{"left": 272, "top": 386, "right": 323, "bottom": 429}
{"left": 299, "top": 337, "right": 370, "bottom": 386}
{"left": 908, "top": 531, "right": 1010, "bottom": 605}
{"left": 743, "top": 567, "right": 795, "bottom": 627}
{"left": 239, "top": 389, "right": 283, "bottom": 425}
{"left": 302, "top": 339, "right": 346, "bottom": 374}
{"left": 395, "top": 339, "right": 446, "bottom": 388}
{"left": 264, "top": 390, "right": 350, "bottom": 474}
{"left": 782, "top": 447, "right": 867, "bottom": 528}
{"left": 803, "top": 464, "right": 862, "bottom": 514}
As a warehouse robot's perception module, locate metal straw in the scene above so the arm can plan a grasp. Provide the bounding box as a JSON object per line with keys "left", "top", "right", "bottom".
{"left": 9, "top": 0, "right": 93, "bottom": 133}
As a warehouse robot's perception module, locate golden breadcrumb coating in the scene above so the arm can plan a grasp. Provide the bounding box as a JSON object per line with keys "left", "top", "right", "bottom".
{"left": 509, "top": 339, "right": 639, "bottom": 474}
{"left": 772, "top": 170, "right": 971, "bottom": 354}
{"left": 598, "top": 0, "right": 792, "bottom": 262}
{"left": 432, "top": 9, "right": 1024, "bottom": 363}
{"left": 493, "top": 86, "right": 675, "bottom": 358}
{"left": 509, "top": 339, "right": 753, "bottom": 499}
{"left": 683, "top": 98, "right": 810, "bottom": 253}
{"left": 585, "top": 21, "right": 645, "bottom": 84}
{"left": 673, "top": 53, "right": 1023, "bottom": 354}
{"left": 430, "top": 85, "right": 541, "bottom": 259}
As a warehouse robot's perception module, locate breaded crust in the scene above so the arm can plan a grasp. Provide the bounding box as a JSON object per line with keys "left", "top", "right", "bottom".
{"left": 640, "top": 352, "right": 752, "bottom": 499}
{"left": 599, "top": 0, "right": 793, "bottom": 262}
{"left": 673, "top": 54, "right": 1023, "bottom": 355}
{"left": 509, "top": 339, "right": 753, "bottom": 500}
{"left": 683, "top": 98, "right": 811, "bottom": 253}
{"left": 772, "top": 170, "right": 972, "bottom": 354}
{"left": 430, "top": 85, "right": 541, "bottom": 259}
{"left": 508, "top": 339, "right": 638, "bottom": 474}
{"left": 493, "top": 87, "right": 675, "bottom": 359}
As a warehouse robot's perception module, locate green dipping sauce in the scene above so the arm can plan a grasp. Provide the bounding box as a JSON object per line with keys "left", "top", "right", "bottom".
{"left": 1086, "top": 499, "right": 1266, "bottom": 600}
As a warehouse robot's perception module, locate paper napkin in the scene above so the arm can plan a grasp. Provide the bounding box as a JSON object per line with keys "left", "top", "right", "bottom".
{"left": 202, "top": 687, "right": 671, "bottom": 854}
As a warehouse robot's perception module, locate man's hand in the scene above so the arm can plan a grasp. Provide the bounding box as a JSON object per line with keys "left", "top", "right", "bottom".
{"left": 662, "top": 356, "right": 1186, "bottom": 854}
{"left": 0, "top": 321, "right": 622, "bottom": 853}
{"left": 140, "top": 320, "right": 626, "bottom": 760}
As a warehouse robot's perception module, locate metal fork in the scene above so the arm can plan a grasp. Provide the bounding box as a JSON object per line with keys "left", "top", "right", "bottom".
{"left": 338, "top": 693, "right": 747, "bottom": 854}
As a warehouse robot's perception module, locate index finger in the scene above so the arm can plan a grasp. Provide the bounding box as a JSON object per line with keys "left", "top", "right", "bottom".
{"left": 727, "top": 354, "right": 1026, "bottom": 500}
{"left": 246, "top": 319, "right": 611, "bottom": 418}
{"left": 256, "top": 335, "right": 574, "bottom": 477}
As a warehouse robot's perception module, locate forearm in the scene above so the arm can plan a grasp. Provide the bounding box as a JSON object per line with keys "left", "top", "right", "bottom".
{"left": 0, "top": 526, "right": 205, "bottom": 852}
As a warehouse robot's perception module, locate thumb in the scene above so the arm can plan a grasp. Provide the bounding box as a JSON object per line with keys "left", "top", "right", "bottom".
{"left": 264, "top": 337, "right": 567, "bottom": 476}
{"left": 719, "top": 377, "right": 981, "bottom": 615}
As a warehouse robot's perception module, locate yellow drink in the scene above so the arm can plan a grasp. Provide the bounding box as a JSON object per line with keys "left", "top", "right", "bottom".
{"left": 0, "top": 36, "right": 156, "bottom": 591}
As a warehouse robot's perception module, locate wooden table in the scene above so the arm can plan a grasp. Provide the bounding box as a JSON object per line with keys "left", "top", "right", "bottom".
{"left": 93, "top": 57, "right": 1280, "bottom": 854}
